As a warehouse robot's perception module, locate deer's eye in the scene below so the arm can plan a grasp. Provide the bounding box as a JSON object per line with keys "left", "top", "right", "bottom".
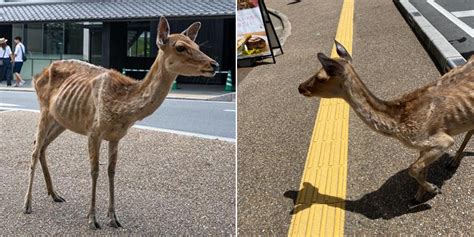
{"left": 176, "top": 45, "right": 186, "bottom": 52}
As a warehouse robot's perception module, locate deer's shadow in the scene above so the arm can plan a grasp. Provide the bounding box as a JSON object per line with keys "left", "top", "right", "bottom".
{"left": 284, "top": 153, "right": 471, "bottom": 220}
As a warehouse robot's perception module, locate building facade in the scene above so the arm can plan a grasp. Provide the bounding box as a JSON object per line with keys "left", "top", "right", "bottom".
{"left": 0, "top": 0, "right": 235, "bottom": 85}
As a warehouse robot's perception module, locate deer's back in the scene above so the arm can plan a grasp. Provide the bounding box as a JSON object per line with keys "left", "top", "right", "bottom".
{"left": 34, "top": 60, "right": 108, "bottom": 135}
{"left": 397, "top": 59, "right": 474, "bottom": 137}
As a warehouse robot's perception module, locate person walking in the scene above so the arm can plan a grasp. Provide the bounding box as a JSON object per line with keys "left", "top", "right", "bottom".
{"left": 0, "top": 37, "right": 13, "bottom": 87}
{"left": 13, "top": 36, "right": 26, "bottom": 87}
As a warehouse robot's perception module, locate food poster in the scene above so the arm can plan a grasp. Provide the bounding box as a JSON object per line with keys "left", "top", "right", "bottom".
{"left": 237, "top": 0, "right": 272, "bottom": 59}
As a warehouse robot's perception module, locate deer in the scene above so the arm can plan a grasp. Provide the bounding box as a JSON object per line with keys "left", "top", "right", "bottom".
{"left": 298, "top": 41, "right": 473, "bottom": 203}
{"left": 23, "top": 16, "right": 219, "bottom": 229}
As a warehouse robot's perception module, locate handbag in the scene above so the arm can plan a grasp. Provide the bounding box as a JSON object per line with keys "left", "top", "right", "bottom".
{"left": 20, "top": 44, "right": 27, "bottom": 62}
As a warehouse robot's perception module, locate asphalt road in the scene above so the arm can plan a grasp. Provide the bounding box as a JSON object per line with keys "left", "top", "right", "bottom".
{"left": 0, "top": 91, "right": 236, "bottom": 140}
{"left": 410, "top": 0, "right": 474, "bottom": 59}
{"left": 0, "top": 111, "right": 235, "bottom": 235}
{"left": 238, "top": 0, "right": 473, "bottom": 235}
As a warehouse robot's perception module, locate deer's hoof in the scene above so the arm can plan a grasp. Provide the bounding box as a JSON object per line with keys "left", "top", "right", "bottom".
{"left": 109, "top": 219, "right": 123, "bottom": 228}
{"left": 108, "top": 212, "right": 123, "bottom": 228}
{"left": 23, "top": 200, "right": 32, "bottom": 214}
{"left": 428, "top": 185, "right": 442, "bottom": 195}
{"left": 88, "top": 220, "right": 101, "bottom": 230}
{"left": 23, "top": 205, "right": 32, "bottom": 214}
{"left": 52, "top": 194, "right": 65, "bottom": 203}
{"left": 409, "top": 198, "right": 423, "bottom": 207}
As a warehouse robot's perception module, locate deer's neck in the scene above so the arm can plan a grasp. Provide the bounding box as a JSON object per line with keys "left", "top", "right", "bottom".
{"left": 343, "top": 73, "right": 400, "bottom": 136}
{"left": 131, "top": 51, "right": 177, "bottom": 121}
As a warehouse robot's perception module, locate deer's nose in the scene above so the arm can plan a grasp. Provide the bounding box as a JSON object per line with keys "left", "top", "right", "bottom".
{"left": 210, "top": 61, "right": 220, "bottom": 72}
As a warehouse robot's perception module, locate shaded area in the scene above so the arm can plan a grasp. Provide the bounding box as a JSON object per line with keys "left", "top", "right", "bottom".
{"left": 285, "top": 154, "right": 471, "bottom": 220}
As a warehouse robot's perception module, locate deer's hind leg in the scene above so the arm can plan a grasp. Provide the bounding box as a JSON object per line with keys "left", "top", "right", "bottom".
{"left": 24, "top": 111, "right": 61, "bottom": 213}
{"left": 447, "top": 130, "right": 473, "bottom": 169}
{"left": 408, "top": 132, "right": 454, "bottom": 202}
{"left": 39, "top": 122, "right": 66, "bottom": 202}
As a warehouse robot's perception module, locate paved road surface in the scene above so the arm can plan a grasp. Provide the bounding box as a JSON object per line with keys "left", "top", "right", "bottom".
{"left": 0, "top": 91, "right": 235, "bottom": 140}
{"left": 237, "top": 0, "right": 473, "bottom": 235}
{"left": 0, "top": 111, "right": 235, "bottom": 235}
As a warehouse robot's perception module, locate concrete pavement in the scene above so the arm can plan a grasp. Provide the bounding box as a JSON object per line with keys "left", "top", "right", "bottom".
{"left": 0, "top": 91, "right": 235, "bottom": 140}
{"left": 238, "top": 0, "right": 343, "bottom": 234}
{"left": 237, "top": 0, "right": 473, "bottom": 235}
{"left": 346, "top": 0, "right": 472, "bottom": 235}
{"left": 0, "top": 111, "right": 235, "bottom": 235}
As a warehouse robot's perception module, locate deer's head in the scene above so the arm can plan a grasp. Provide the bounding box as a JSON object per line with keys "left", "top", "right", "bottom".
{"left": 156, "top": 16, "right": 219, "bottom": 77}
{"left": 298, "top": 41, "right": 353, "bottom": 99}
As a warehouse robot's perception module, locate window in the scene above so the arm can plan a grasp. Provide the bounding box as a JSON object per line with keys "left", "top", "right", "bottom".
{"left": 44, "top": 22, "right": 63, "bottom": 55}
{"left": 127, "top": 22, "right": 151, "bottom": 57}
{"left": 64, "top": 22, "right": 84, "bottom": 56}
{"left": 25, "top": 23, "right": 43, "bottom": 55}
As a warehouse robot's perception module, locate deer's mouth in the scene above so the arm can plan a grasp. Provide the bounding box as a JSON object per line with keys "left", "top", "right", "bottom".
{"left": 201, "top": 70, "right": 216, "bottom": 76}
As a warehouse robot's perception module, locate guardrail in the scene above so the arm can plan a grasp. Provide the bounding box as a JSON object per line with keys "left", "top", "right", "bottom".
{"left": 121, "top": 68, "right": 234, "bottom": 91}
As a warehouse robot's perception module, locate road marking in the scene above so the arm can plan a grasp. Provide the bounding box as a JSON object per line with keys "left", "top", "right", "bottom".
{"left": 0, "top": 103, "right": 20, "bottom": 107}
{"left": 0, "top": 107, "right": 39, "bottom": 113}
{"left": 451, "top": 10, "right": 474, "bottom": 18}
{"left": 427, "top": 0, "right": 474, "bottom": 37}
{"left": 288, "top": 0, "right": 353, "bottom": 236}
{"left": 133, "top": 125, "right": 235, "bottom": 143}
{"left": 224, "top": 109, "right": 236, "bottom": 112}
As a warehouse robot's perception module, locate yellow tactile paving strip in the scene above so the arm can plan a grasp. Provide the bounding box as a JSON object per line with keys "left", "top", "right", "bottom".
{"left": 288, "top": 0, "right": 354, "bottom": 236}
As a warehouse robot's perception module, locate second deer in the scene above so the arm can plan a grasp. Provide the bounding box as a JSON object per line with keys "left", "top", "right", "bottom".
{"left": 299, "top": 41, "right": 473, "bottom": 202}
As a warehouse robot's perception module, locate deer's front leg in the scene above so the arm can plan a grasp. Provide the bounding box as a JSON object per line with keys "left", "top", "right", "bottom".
{"left": 409, "top": 133, "right": 454, "bottom": 202}
{"left": 87, "top": 134, "right": 102, "bottom": 230}
{"left": 107, "top": 140, "right": 122, "bottom": 228}
{"left": 447, "top": 130, "right": 473, "bottom": 169}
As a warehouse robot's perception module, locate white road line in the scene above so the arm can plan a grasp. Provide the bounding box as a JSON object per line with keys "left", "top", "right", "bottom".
{"left": 427, "top": 0, "right": 474, "bottom": 37}
{"left": 224, "top": 109, "right": 236, "bottom": 112}
{"left": 0, "top": 108, "right": 235, "bottom": 143}
{"left": 0, "top": 107, "right": 39, "bottom": 113}
{"left": 451, "top": 10, "right": 474, "bottom": 18}
{"left": 0, "top": 103, "right": 20, "bottom": 107}
{"left": 165, "top": 98, "right": 235, "bottom": 104}
{"left": 133, "top": 125, "right": 235, "bottom": 143}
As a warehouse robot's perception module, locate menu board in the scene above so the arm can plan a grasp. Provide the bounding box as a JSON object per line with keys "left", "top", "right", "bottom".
{"left": 237, "top": 0, "right": 272, "bottom": 60}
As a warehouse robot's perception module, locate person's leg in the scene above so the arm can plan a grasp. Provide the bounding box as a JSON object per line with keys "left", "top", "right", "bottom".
{"left": 5, "top": 60, "right": 12, "bottom": 86}
{"left": 0, "top": 64, "right": 4, "bottom": 84}
{"left": 13, "top": 62, "right": 23, "bottom": 86}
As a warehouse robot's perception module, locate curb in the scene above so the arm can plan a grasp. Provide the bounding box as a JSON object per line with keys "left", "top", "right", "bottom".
{"left": 0, "top": 87, "right": 34, "bottom": 92}
{"left": 394, "top": 0, "right": 466, "bottom": 73}
{"left": 268, "top": 8, "right": 292, "bottom": 46}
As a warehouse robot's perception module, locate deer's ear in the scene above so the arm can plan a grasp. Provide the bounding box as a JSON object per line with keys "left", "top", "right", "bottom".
{"left": 157, "top": 16, "right": 170, "bottom": 46}
{"left": 335, "top": 40, "right": 352, "bottom": 62}
{"left": 318, "top": 53, "right": 345, "bottom": 77}
{"left": 182, "top": 22, "right": 201, "bottom": 41}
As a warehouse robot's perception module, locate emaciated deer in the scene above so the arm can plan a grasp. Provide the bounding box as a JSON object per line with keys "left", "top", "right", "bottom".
{"left": 24, "top": 16, "right": 219, "bottom": 229}
{"left": 298, "top": 41, "right": 473, "bottom": 203}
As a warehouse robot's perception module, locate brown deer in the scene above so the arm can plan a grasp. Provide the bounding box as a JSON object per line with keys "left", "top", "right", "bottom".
{"left": 298, "top": 41, "right": 473, "bottom": 203}
{"left": 24, "top": 16, "right": 219, "bottom": 229}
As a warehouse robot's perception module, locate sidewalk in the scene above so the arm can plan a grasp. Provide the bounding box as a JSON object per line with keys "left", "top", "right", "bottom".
{"left": 0, "top": 111, "right": 235, "bottom": 235}
{"left": 0, "top": 80, "right": 235, "bottom": 101}
{"left": 237, "top": 0, "right": 473, "bottom": 235}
